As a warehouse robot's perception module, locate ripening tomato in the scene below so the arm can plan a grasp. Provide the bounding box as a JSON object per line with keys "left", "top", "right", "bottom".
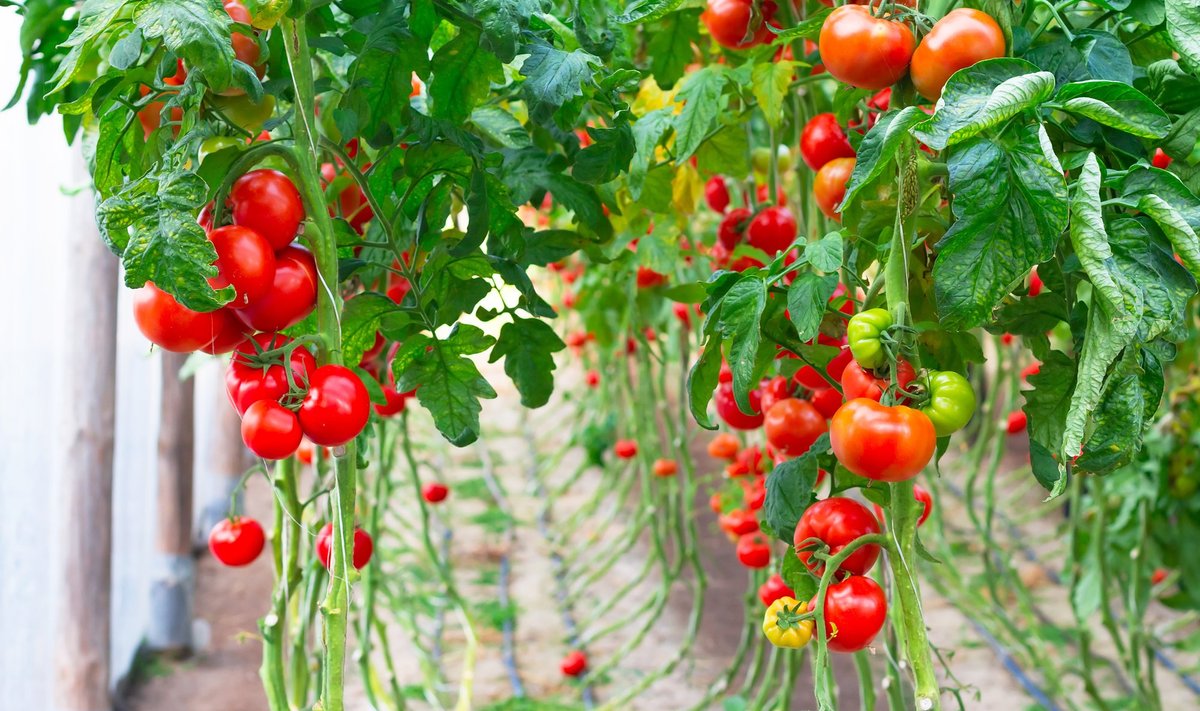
{"left": 764, "top": 398, "right": 828, "bottom": 457}
{"left": 560, "top": 650, "right": 587, "bottom": 677}
{"left": 315, "top": 523, "right": 374, "bottom": 570}
{"left": 1007, "top": 410, "right": 1027, "bottom": 434}
{"left": 228, "top": 169, "right": 304, "bottom": 250}
{"left": 718, "top": 207, "right": 753, "bottom": 249}
{"left": 813, "top": 575, "right": 887, "bottom": 653}
{"left": 1021, "top": 362, "right": 1041, "bottom": 380}
{"left": 133, "top": 282, "right": 239, "bottom": 353}
{"left": 374, "top": 385, "right": 413, "bottom": 417}
{"left": 794, "top": 497, "right": 881, "bottom": 576}
{"left": 841, "top": 359, "right": 916, "bottom": 403}
{"left": 795, "top": 341, "right": 853, "bottom": 390}
{"left": 910, "top": 9, "right": 1005, "bottom": 101}
{"left": 758, "top": 574, "right": 795, "bottom": 607}
{"left": 137, "top": 85, "right": 184, "bottom": 139}
{"left": 719, "top": 360, "right": 734, "bottom": 384}
{"left": 208, "top": 516, "right": 265, "bottom": 567}
{"left": 298, "top": 365, "right": 370, "bottom": 447}
{"left": 219, "top": 1, "right": 266, "bottom": 95}
{"left": 234, "top": 245, "right": 318, "bottom": 332}
{"left": 873, "top": 483, "right": 933, "bottom": 528}
{"left": 830, "top": 399, "right": 936, "bottom": 482}
{"left": 702, "top": 0, "right": 775, "bottom": 50}
{"left": 809, "top": 387, "right": 844, "bottom": 419}
{"left": 800, "top": 113, "right": 856, "bottom": 171}
{"left": 241, "top": 399, "right": 303, "bottom": 460}
{"left": 706, "top": 176, "right": 731, "bottom": 213}
{"left": 814, "top": 157, "right": 856, "bottom": 219}
{"left": 737, "top": 445, "right": 764, "bottom": 476}
{"left": 746, "top": 206, "right": 797, "bottom": 256}
{"left": 719, "top": 509, "right": 760, "bottom": 537}
{"left": 1153, "top": 148, "right": 1173, "bottom": 169}
{"left": 1152, "top": 568, "right": 1168, "bottom": 586}
{"left": 736, "top": 532, "right": 772, "bottom": 568}
{"left": 225, "top": 332, "right": 316, "bottom": 415}
{"left": 653, "top": 458, "right": 679, "bottom": 477}
{"left": 758, "top": 376, "right": 793, "bottom": 415}
{"left": 714, "top": 381, "right": 764, "bottom": 430}
{"left": 207, "top": 225, "right": 276, "bottom": 309}
{"left": 819, "top": 6, "right": 915, "bottom": 91}
{"left": 423, "top": 482, "right": 449, "bottom": 503}
{"left": 708, "top": 433, "right": 741, "bottom": 460}
{"left": 614, "top": 439, "right": 639, "bottom": 459}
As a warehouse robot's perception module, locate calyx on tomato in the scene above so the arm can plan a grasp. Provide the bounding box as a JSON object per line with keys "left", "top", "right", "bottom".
{"left": 841, "top": 358, "right": 916, "bottom": 403}
{"left": 829, "top": 398, "right": 935, "bottom": 482}
{"left": 762, "top": 596, "right": 815, "bottom": 649}
{"left": 793, "top": 497, "right": 881, "bottom": 576}
{"left": 916, "top": 370, "right": 976, "bottom": 437}
{"left": 846, "top": 308, "right": 892, "bottom": 370}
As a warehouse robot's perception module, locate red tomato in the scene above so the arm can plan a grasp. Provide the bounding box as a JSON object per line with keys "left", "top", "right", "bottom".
{"left": 653, "top": 458, "right": 679, "bottom": 477}
{"left": 228, "top": 169, "right": 304, "bottom": 250}
{"left": 719, "top": 509, "right": 759, "bottom": 537}
{"left": 208, "top": 516, "right": 265, "bottom": 567}
{"left": 873, "top": 483, "right": 933, "bottom": 528}
{"left": 755, "top": 183, "right": 787, "bottom": 205}
{"left": 614, "top": 439, "right": 639, "bottom": 459}
{"left": 718, "top": 207, "right": 753, "bottom": 249}
{"left": 298, "top": 365, "right": 370, "bottom": 447}
{"left": 240, "top": 399, "right": 303, "bottom": 460}
{"left": 1006, "top": 410, "right": 1027, "bottom": 435}
{"left": 814, "top": 157, "right": 856, "bottom": 220}
{"left": 736, "top": 531, "right": 772, "bottom": 568}
{"left": 199, "top": 308, "right": 253, "bottom": 355}
{"left": 714, "top": 381, "right": 764, "bottom": 430}
{"left": 1152, "top": 568, "right": 1168, "bottom": 585}
{"left": 1021, "top": 362, "right": 1041, "bottom": 380}
{"left": 133, "top": 282, "right": 238, "bottom": 353}
{"left": 1153, "top": 148, "right": 1173, "bottom": 169}
{"left": 743, "top": 477, "right": 766, "bottom": 510}
{"left": 708, "top": 433, "right": 741, "bottom": 460}
{"left": 387, "top": 275, "right": 412, "bottom": 304}
{"left": 719, "top": 360, "right": 734, "bottom": 384}
{"left": 841, "top": 359, "right": 916, "bottom": 402}
{"left": 705, "top": 176, "right": 731, "bottom": 213}
{"left": 673, "top": 302, "right": 693, "bottom": 326}
{"left": 813, "top": 575, "right": 887, "bottom": 653}
{"left": 222, "top": 1, "right": 265, "bottom": 91}
{"left": 809, "top": 387, "right": 844, "bottom": 419}
{"left": 637, "top": 266, "right": 667, "bottom": 288}
{"left": 1001, "top": 333, "right": 1015, "bottom": 346}
{"left": 315, "top": 523, "right": 374, "bottom": 570}
{"left": 585, "top": 370, "right": 600, "bottom": 387}
{"left": 764, "top": 398, "right": 828, "bottom": 457}
{"left": 819, "top": 6, "right": 915, "bottom": 91}
{"left": 910, "top": 9, "right": 1005, "bottom": 101}
{"left": 360, "top": 332, "right": 385, "bottom": 364}
{"left": 830, "top": 282, "right": 859, "bottom": 316}
{"left": 737, "top": 445, "right": 764, "bottom": 476}
{"left": 794, "top": 497, "right": 881, "bottom": 576}
{"left": 234, "top": 245, "right": 318, "bottom": 332}
{"left": 800, "top": 113, "right": 856, "bottom": 171}
{"left": 207, "top": 225, "right": 276, "bottom": 309}
{"left": 225, "top": 332, "right": 316, "bottom": 415}
{"left": 423, "top": 482, "right": 450, "bottom": 503}
{"left": 374, "top": 385, "right": 412, "bottom": 417}
{"left": 560, "top": 650, "right": 588, "bottom": 677}
{"left": 795, "top": 343, "right": 853, "bottom": 390}
{"left": 1028, "top": 268, "right": 1043, "bottom": 297}
{"left": 830, "top": 399, "right": 936, "bottom": 482}
{"left": 746, "top": 206, "right": 797, "bottom": 256}
{"left": 758, "top": 375, "right": 794, "bottom": 415}
{"left": 758, "top": 574, "right": 795, "bottom": 606}
{"left": 702, "top": 0, "right": 775, "bottom": 49}
{"left": 137, "top": 85, "right": 184, "bottom": 139}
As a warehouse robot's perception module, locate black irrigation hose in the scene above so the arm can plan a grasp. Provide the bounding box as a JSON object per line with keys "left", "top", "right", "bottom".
{"left": 941, "top": 479, "right": 1200, "bottom": 699}
{"left": 523, "top": 418, "right": 596, "bottom": 709}
{"left": 478, "top": 442, "right": 526, "bottom": 698}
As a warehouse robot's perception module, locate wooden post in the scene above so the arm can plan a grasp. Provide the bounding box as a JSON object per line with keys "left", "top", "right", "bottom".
{"left": 54, "top": 152, "right": 117, "bottom": 711}
{"left": 147, "top": 351, "right": 195, "bottom": 654}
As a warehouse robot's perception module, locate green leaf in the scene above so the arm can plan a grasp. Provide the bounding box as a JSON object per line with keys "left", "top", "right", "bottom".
{"left": 134, "top": 0, "right": 238, "bottom": 92}
{"left": 912, "top": 58, "right": 1055, "bottom": 151}
{"left": 345, "top": 7, "right": 430, "bottom": 138}
{"left": 574, "top": 123, "right": 635, "bottom": 184}
{"left": 672, "top": 65, "right": 728, "bottom": 161}
{"left": 687, "top": 337, "right": 722, "bottom": 429}
{"left": 1109, "top": 217, "right": 1196, "bottom": 343}
{"left": 50, "top": 0, "right": 140, "bottom": 95}
{"left": 1053, "top": 81, "right": 1170, "bottom": 139}
{"left": 694, "top": 123, "right": 751, "bottom": 178}
{"left": 752, "top": 60, "right": 797, "bottom": 128}
{"left": 1069, "top": 155, "right": 1143, "bottom": 326}
{"left": 1166, "top": 0, "right": 1200, "bottom": 75}
{"left": 663, "top": 282, "right": 708, "bottom": 303}
{"left": 1024, "top": 30, "right": 1134, "bottom": 86}
{"left": 770, "top": 8, "right": 831, "bottom": 42}
{"left": 1063, "top": 302, "right": 1135, "bottom": 461}
{"left": 646, "top": 10, "right": 701, "bottom": 89}
{"left": 1137, "top": 194, "right": 1200, "bottom": 284}
{"left": 489, "top": 317, "right": 565, "bottom": 408}
{"left": 501, "top": 148, "right": 610, "bottom": 239}
{"left": 428, "top": 28, "right": 504, "bottom": 123}
{"left": 788, "top": 272, "right": 839, "bottom": 343}
{"left": 520, "top": 43, "right": 597, "bottom": 111}
{"left": 805, "top": 232, "right": 844, "bottom": 273}
{"left": 614, "top": 0, "right": 686, "bottom": 24}
{"left": 341, "top": 293, "right": 398, "bottom": 367}
{"left": 393, "top": 324, "right": 498, "bottom": 446}
{"left": 714, "top": 277, "right": 767, "bottom": 413}
{"left": 842, "top": 107, "right": 927, "bottom": 209}
{"left": 470, "top": 106, "right": 532, "bottom": 149}
{"left": 1075, "top": 346, "right": 1164, "bottom": 475}
{"left": 781, "top": 548, "right": 818, "bottom": 600}
{"left": 629, "top": 108, "right": 673, "bottom": 198}
{"left": 473, "top": 0, "right": 539, "bottom": 62}
{"left": 763, "top": 434, "right": 827, "bottom": 544}
{"left": 933, "top": 123, "right": 1069, "bottom": 329}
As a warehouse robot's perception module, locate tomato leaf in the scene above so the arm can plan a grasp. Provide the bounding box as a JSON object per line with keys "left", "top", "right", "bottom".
{"left": 614, "top": 0, "right": 686, "bottom": 24}
{"left": 488, "top": 317, "right": 565, "bottom": 408}
{"left": 911, "top": 58, "right": 1055, "bottom": 151}
{"left": 501, "top": 148, "right": 611, "bottom": 239}
{"left": 695, "top": 123, "right": 751, "bottom": 179}
{"left": 1076, "top": 346, "right": 1165, "bottom": 475}
{"left": 686, "top": 337, "right": 721, "bottom": 430}
{"left": 1024, "top": 30, "right": 1134, "bottom": 86}
{"left": 519, "top": 43, "right": 598, "bottom": 113}
{"left": 805, "top": 232, "right": 844, "bottom": 273}
{"left": 344, "top": 7, "right": 430, "bottom": 139}
{"left": 672, "top": 64, "right": 729, "bottom": 162}
{"left": 842, "top": 107, "right": 927, "bottom": 210}
{"left": 751, "top": 59, "right": 796, "bottom": 129}
{"left": 781, "top": 548, "right": 818, "bottom": 600}
{"left": 629, "top": 108, "right": 674, "bottom": 198}
{"left": 1166, "top": 0, "right": 1200, "bottom": 75}
{"left": 472, "top": 0, "right": 539, "bottom": 62}
{"left": 393, "top": 324, "right": 498, "bottom": 447}
{"left": 713, "top": 277, "right": 767, "bottom": 414}
{"left": 470, "top": 106, "right": 532, "bottom": 149}
{"left": 646, "top": 10, "right": 701, "bottom": 89}
{"left": 574, "top": 122, "right": 635, "bottom": 184}
{"left": 763, "top": 434, "right": 827, "bottom": 545}
{"left": 770, "top": 8, "right": 831, "bottom": 42}
{"left": 1053, "top": 81, "right": 1170, "bottom": 139}
{"left": 933, "top": 123, "right": 1068, "bottom": 329}
{"left": 341, "top": 293, "right": 398, "bottom": 367}
{"left": 787, "top": 272, "right": 838, "bottom": 344}
{"left": 1108, "top": 217, "right": 1197, "bottom": 342}
{"left": 428, "top": 28, "right": 504, "bottom": 124}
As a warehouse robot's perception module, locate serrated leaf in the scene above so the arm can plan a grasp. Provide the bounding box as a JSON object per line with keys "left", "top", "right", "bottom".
{"left": 470, "top": 106, "right": 532, "bottom": 149}
{"left": 647, "top": 10, "right": 700, "bottom": 89}
{"left": 912, "top": 59, "right": 1055, "bottom": 151}
{"left": 488, "top": 317, "right": 564, "bottom": 408}
{"left": 629, "top": 108, "right": 673, "bottom": 198}
{"left": 770, "top": 8, "right": 831, "bottom": 42}
{"left": 788, "top": 272, "right": 838, "bottom": 343}
{"left": 752, "top": 60, "right": 796, "bottom": 128}
{"left": 341, "top": 293, "right": 398, "bottom": 367}
{"left": 672, "top": 65, "right": 728, "bottom": 161}
{"left": 1107, "top": 217, "right": 1195, "bottom": 343}
{"left": 615, "top": 0, "right": 686, "bottom": 24}
{"left": 473, "top": 0, "right": 539, "bottom": 62}
{"left": 574, "top": 123, "right": 635, "bottom": 184}
{"left": 345, "top": 6, "right": 430, "bottom": 138}
{"left": 805, "top": 232, "right": 843, "bottom": 273}
{"left": 520, "top": 43, "right": 597, "bottom": 111}
{"left": 763, "top": 434, "right": 827, "bottom": 544}
{"left": 1054, "top": 81, "right": 1169, "bottom": 138}
{"left": 393, "top": 325, "right": 498, "bottom": 446}
{"left": 429, "top": 28, "right": 504, "bottom": 123}
{"left": 134, "top": 0, "right": 237, "bottom": 92}
{"left": 713, "top": 277, "right": 766, "bottom": 413}
{"left": 1166, "top": 0, "right": 1200, "bottom": 75}
{"left": 842, "top": 107, "right": 927, "bottom": 209}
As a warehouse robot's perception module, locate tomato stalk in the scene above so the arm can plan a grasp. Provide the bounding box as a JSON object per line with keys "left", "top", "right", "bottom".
{"left": 280, "top": 14, "right": 356, "bottom": 711}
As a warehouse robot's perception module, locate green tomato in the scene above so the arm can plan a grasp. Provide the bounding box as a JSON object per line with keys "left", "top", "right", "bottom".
{"left": 751, "top": 146, "right": 794, "bottom": 174}
{"left": 847, "top": 308, "right": 892, "bottom": 370}
{"left": 919, "top": 370, "right": 976, "bottom": 437}
{"left": 199, "top": 136, "right": 242, "bottom": 164}
{"left": 208, "top": 94, "right": 276, "bottom": 133}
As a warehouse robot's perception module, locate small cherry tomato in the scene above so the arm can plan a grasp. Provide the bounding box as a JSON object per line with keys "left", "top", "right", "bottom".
{"left": 706, "top": 176, "right": 731, "bottom": 213}
{"left": 708, "top": 433, "right": 741, "bottom": 460}
{"left": 746, "top": 206, "right": 798, "bottom": 256}
{"left": 800, "top": 113, "right": 856, "bottom": 171}
{"left": 653, "top": 458, "right": 679, "bottom": 477}
{"left": 812, "top": 575, "right": 887, "bottom": 653}
{"left": 423, "top": 482, "right": 450, "bottom": 503}
{"left": 1006, "top": 410, "right": 1027, "bottom": 434}
{"left": 702, "top": 0, "right": 775, "bottom": 49}
{"left": 814, "top": 157, "right": 856, "bottom": 220}
{"left": 298, "top": 365, "right": 370, "bottom": 447}
{"left": 758, "top": 574, "right": 796, "bottom": 606}
{"left": 614, "top": 439, "right": 639, "bottom": 459}
{"left": 206, "top": 225, "right": 276, "bottom": 309}
{"left": 315, "top": 523, "right": 374, "bottom": 570}
{"left": 714, "top": 381, "right": 764, "bottom": 430}
{"left": 560, "top": 650, "right": 588, "bottom": 677}
{"left": 764, "top": 398, "right": 828, "bottom": 457}
{"left": 208, "top": 516, "right": 265, "bottom": 567}
{"left": 736, "top": 531, "right": 772, "bottom": 568}
{"left": 718, "top": 207, "right": 753, "bottom": 249}
{"left": 241, "top": 400, "right": 303, "bottom": 460}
